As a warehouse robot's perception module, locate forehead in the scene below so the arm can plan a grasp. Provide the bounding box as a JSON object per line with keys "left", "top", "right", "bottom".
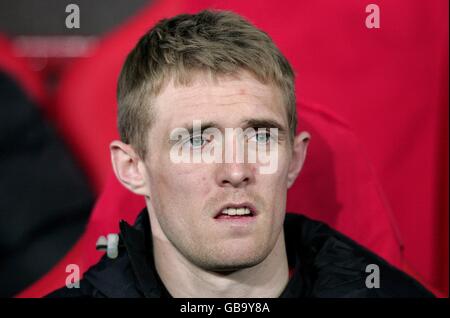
{"left": 152, "top": 71, "right": 287, "bottom": 130}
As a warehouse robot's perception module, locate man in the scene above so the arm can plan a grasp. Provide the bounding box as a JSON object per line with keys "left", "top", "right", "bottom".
{"left": 48, "top": 10, "right": 433, "bottom": 298}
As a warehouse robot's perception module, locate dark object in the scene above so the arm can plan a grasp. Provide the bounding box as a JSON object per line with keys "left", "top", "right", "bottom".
{"left": 47, "top": 209, "right": 434, "bottom": 298}
{"left": 0, "top": 71, "right": 93, "bottom": 297}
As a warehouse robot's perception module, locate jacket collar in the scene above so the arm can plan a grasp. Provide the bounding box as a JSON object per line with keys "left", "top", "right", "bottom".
{"left": 88, "top": 208, "right": 368, "bottom": 298}
{"left": 118, "top": 210, "right": 169, "bottom": 297}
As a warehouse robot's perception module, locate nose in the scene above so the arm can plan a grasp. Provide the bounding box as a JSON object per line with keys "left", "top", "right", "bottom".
{"left": 215, "top": 162, "right": 255, "bottom": 188}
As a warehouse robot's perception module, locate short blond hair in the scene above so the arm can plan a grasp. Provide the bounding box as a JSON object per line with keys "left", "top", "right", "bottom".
{"left": 117, "top": 10, "right": 297, "bottom": 158}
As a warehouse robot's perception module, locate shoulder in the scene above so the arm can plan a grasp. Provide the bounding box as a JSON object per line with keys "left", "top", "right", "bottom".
{"left": 45, "top": 250, "right": 141, "bottom": 298}
{"left": 45, "top": 279, "right": 105, "bottom": 298}
{"left": 284, "top": 213, "right": 435, "bottom": 298}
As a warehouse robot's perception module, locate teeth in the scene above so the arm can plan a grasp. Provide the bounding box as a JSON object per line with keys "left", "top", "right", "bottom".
{"left": 227, "top": 208, "right": 237, "bottom": 215}
{"left": 236, "top": 208, "right": 246, "bottom": 215}
{"left": 221, "top": 207, "right": 251, "bottom": 216}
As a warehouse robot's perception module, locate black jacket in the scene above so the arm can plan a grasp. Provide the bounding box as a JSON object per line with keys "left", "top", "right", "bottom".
{"left": 0, "top": 71, "right": 93, "bottom": 297}
{"left": 47, "top": 209, "right": 434, "bottom": 298}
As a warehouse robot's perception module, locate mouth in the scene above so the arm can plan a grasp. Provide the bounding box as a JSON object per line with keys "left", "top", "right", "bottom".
{"left": 214, "top": 203, "right": 258, "bottom": 221}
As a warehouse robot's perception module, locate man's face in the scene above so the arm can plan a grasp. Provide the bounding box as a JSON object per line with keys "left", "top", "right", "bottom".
{"left": 142, "top": 71, "right": 299, "bottom": 271}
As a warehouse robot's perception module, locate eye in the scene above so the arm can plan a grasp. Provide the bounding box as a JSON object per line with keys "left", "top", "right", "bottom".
{"left": 253, "top": 130, "right": 271, "bottom": 144}
{"left": 188, "top": 135, "right": 207, "bottom": 148}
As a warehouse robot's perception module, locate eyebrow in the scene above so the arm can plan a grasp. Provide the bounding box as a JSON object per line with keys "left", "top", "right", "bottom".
{"left": 241, "top": 118, "right": 287, "bottom": 134}
{"left": 182, "top": 118, "right": 286, "bottom": 132}
{"left": 184, "top": 121, "right": 219, "bottom": 135}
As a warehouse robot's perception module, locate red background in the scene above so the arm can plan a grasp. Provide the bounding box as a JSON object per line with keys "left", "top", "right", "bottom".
{"left": 2, "top": 0, "right": 447, "bottom": 297}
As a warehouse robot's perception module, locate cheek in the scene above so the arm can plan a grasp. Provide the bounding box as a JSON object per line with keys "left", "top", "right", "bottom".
{"left": 257, "top": 153, "right": 290, "bottom": 212}
{"left": 148, "top": 159, "right": 213, "bottom": 210}
{"left": 259, "top": 173, "right": 288, "bottom": 211}
{"left": 259, "top": 151, "right": 290, "bottom": 187}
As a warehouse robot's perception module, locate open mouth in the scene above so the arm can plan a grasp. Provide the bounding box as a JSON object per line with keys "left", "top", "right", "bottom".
{"left": 214, "top": 204, "right": 257, "bottom": 220}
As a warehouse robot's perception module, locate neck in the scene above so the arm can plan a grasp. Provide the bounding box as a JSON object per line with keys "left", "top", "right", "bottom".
{"left": 149, "top": 214, "right": 289, "bottom": 298}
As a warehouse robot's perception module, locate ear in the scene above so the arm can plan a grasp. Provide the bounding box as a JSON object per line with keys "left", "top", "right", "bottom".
{"left": 287, "top": 131, "right": 310, "bottom": 188}
{"left": 110, "top": 140, "right": 150, "bottom": 196}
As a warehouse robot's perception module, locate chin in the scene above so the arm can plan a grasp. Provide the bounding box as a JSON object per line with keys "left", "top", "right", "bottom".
{"left": 202, "top": 246, "right": 269, "bottom": 272}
